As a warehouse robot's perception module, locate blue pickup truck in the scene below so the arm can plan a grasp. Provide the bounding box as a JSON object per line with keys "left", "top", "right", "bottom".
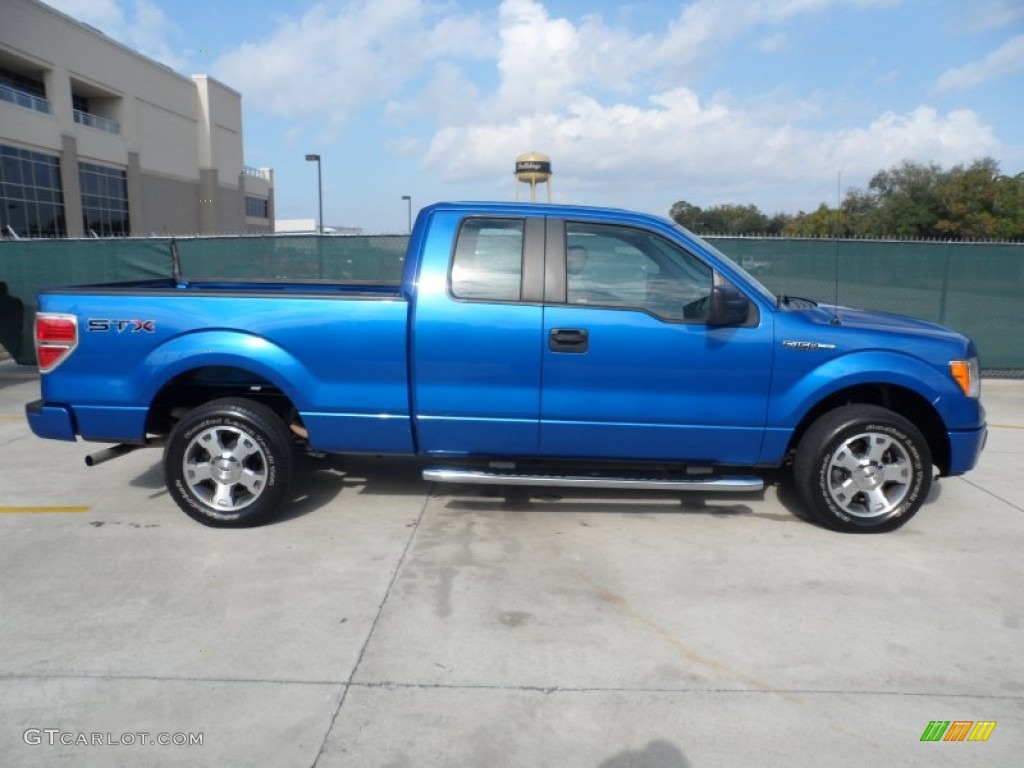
{"left": 26, "top": 201, "right": 986, "bottom": 532}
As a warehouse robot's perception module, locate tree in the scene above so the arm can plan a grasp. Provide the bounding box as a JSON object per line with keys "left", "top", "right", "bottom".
{"left": 990, "top": 172, "right": 1024, "bottom": 239}
{"left": 860, "top": 160, "right": 945, "bottom": 237}
{"left": 669, "top": 158, "right": 1023, "bottom": 239}
{"left": 669, "top": 201, "right": 781, "bottom": 234}
{"left": 782, "top": 204, "right": 848, "bottom": 237}
{"left": 669, "top": 201, "right": 703, "bottom": 231}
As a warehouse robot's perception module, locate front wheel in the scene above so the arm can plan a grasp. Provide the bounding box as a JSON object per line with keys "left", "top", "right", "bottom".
{"left": 164, "top": 397, "right": 293, "bottom": 526}
{"left": 793, "top": 405, "right": 932, "bottom": 533}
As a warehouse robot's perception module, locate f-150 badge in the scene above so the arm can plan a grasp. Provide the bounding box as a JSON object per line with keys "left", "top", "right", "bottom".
{"left": 782, "top": 340, "right": 836, "bottom": 351}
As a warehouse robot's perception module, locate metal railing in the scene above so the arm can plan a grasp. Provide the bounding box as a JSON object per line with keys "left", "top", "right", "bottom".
{"left": 73, "top": 108, "right": 120, "bottom": 134}
{"left": 0, "top": 83, "right": 51, "bottom": 114}
{"left": 242, "top": 166, "right": 271, "bottom": 180}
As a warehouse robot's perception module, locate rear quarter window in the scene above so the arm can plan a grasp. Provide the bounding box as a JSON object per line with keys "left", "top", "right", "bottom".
{"left": 450, "top": 218, "right": 525, "bottom": 301}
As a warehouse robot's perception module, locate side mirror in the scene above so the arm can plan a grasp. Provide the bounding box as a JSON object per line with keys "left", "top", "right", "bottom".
{"left": 707, "top": 283, "right": 751, "bottom": 326}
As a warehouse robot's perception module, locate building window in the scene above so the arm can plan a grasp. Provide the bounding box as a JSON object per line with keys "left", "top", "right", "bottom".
{"left": 71, "top": 92, "right": 121, "bottom": 134}
{"left": 0, "top": 67, "right": 50, "bottom": 115}
{"left": 79, "top": 162, "right": 129, "bottom": 237}
{"left": 245, "top": 195, "right": 269, "bottom": 218}
{"left": 0, "top": 67, "right": 45, "bottom": 98}
{"left": 0, "top": 145, "right": 66, "bottom": 238}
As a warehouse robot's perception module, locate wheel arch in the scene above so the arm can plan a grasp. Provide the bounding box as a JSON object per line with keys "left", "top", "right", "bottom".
{"left": 787, "top": 383, "right": 950, "bottom": 474}
{"left": 138, "top": 331, "right": 312, "bottom": 436}
{"left": 145, "top": 365, "right": 301, "bottom": 437}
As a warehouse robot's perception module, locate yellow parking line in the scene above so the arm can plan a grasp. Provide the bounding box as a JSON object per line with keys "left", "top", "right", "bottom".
{"left": 0, "top": 506, "right": 91, "bottom": 514}
{"left": 0, "top": 416, "right": 25, "bottom": 420}
{"left": 990, "top": 423, "right": 1024, "bottom": 430}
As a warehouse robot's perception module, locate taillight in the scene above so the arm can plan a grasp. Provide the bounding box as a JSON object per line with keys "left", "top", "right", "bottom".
{"left": 35, "top": 313, "right": 78, "bottom": 373}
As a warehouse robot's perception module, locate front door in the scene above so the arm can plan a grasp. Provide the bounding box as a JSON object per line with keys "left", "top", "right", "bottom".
{"left": 540, "top": 220, "right": 773, "bottom": 464}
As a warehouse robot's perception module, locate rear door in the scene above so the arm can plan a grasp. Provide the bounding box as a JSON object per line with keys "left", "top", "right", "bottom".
{"left": 412, "top": 213, "right": 545, "bottom": 456}
{"left": 539, "top": 219, "right": 773, "bottom": 464}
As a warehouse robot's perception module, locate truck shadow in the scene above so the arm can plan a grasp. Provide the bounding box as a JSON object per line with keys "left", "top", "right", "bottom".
{"left": 132, "top": 455, "right": 929, "bottom": 528}
{"left": 128, "top": 453, "right": 428, "bottom": 525}
{"left": 444, "top": 493, "right": 795, "bottom": 524}
{"left": 443, "top": 472, "right": 799, "bottom": 525}
{"left": 274, "top": 454, "right": 427, "bottom": 523}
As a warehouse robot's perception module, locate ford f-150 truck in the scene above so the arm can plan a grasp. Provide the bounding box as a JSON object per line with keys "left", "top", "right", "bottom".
{"left": 26, "top": 201, "right": 987, "bottom": 532}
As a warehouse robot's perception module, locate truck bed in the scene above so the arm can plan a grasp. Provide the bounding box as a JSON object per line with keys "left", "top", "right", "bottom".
{"left": 35, "top": 280, "right": 414, "bottom": 454}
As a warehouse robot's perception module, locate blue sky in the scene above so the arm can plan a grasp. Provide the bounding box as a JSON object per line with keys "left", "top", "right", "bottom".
{"left": 47, "top": 0, "right": 1024, "bottom": 232}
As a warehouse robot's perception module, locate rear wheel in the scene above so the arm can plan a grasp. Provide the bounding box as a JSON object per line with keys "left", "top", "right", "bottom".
{"left": 793, "top": 405, "right": 931, "bottom": 533}
{"left": 164, "top": 397, "right": 293, "bottom": 526}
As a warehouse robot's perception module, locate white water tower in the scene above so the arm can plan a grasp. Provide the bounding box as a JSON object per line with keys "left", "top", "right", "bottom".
{"left": 515, "top": 152, "right": 552, "bottom": 203}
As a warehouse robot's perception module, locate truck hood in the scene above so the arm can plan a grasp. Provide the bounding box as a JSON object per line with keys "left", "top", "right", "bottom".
{"left": 810, "top": 304, "right": 968, "bottom": 345}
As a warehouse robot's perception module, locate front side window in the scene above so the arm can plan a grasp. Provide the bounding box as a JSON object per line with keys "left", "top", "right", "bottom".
{"left": 450, "top": 218, "right": 524, "bottom": 301}
{"left": 566, "top": 222, "right": 714, "bottom": 321}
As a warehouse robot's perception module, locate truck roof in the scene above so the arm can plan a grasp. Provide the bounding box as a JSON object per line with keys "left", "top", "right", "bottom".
{"left": 424, "top": 200, "right": 671, "bottom": 226}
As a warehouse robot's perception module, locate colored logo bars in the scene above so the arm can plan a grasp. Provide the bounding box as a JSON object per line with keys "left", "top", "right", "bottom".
{"left": 920, "top": 721, "right": 997, "bottom": 742}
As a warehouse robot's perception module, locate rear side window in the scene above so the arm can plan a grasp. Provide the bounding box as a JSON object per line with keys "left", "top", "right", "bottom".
{"left": 450, "top": 218, "right": 524, "bottom": 301}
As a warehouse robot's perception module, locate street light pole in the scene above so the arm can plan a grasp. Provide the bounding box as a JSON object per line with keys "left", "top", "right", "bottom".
{"left": 401, "top": 195, "right": 412, "bottom": 234}
{"left": 305, "top": 154, "right": 323, "bottom": 234}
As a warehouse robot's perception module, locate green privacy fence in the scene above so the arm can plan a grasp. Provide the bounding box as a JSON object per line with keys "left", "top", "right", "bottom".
{"left": 709, "top": 237, "right": 1023, "bottom": 371}
{"left": 1, "top": 234, "right": 1022, "bottom": 369}
{"left": 0, "top": 235, "right": 408, "bottom": 364}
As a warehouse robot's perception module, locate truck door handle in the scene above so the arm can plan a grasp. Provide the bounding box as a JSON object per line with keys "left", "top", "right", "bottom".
{"left": 549, "top": 328, "right": 589, "bottom": 353}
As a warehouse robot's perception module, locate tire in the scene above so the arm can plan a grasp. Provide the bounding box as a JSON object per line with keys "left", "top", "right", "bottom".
{"left": 793, "top": 405, "right": 932, "bottom": 533}
{"left": 164, "top": 397, "right": 293, "bottom": 527}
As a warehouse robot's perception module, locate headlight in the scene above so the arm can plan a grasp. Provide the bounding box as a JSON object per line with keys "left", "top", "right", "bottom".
{"left": 949, "top": 357, "right": 980, "bottom": 399}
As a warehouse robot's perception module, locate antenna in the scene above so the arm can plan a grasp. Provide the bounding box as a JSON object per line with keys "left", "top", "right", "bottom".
{"left": 831, "top": 171, "right": 841, "bottom": 325}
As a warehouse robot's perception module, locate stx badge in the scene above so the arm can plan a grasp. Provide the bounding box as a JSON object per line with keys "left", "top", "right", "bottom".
{"left": 87, "top": 319, "right": 156, "bottom": 333}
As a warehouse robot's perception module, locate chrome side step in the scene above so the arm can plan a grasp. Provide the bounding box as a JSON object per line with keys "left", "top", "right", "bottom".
{"left": 422, "top": 468, "right": 764, "bottom": 493}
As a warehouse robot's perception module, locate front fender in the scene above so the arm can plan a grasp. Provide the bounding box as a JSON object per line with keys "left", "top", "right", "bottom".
{"left": 768, "top": 350, "right": 972, "bottom": 429}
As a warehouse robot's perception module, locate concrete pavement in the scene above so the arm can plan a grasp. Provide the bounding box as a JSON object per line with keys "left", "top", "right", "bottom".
{"left": 1, "top": 359, "right": 1021, "bottom": 767}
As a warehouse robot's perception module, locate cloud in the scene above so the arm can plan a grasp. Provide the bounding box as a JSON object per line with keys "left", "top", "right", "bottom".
{"left": 646, "top": 0, "right": 885, "bottom": 76}
{"left": 45, "top": 0, "right": 189, "bottom": 72}
{"left": 216, "top": 0, "right": 884, "bottom": 135}
{"left": 757, "top": 33, "right": 789, "bottom": 53}
{"left": 423, "top": 90, "right": 1001, "bottom": 208}
{"left": 43, "top": 0, "right": 125, "bottom": 30}
{"left": 190, "top": 0, "right": 1010, "bottom": 216}
{"left": 213, "top": 0, "right": 491, "bottom": 131}
{"left": 936, "top": 34, "right": 1024, "bottom": 92}
{"left": 495, "top": 0, "right": 583, "bottom": 113}
{"left": 954, "top": 0, "right": 1024, "bottom": 33}
{"left": 216, "top": 0, "right": 1003, "bottom": 209}
{"left": 383, "top": 62, "right": 483, "bottom": 125}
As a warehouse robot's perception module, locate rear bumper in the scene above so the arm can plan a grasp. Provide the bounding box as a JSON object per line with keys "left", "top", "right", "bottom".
{"left": 946, "top": 423, "right": 987, "bottom": 475}
{"left": 25, "top": 400, "right": 77, "bottom": 442}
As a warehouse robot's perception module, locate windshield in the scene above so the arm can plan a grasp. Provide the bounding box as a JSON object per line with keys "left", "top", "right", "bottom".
{"left": 671, "top": 223, "right": 776, "bottom": 306}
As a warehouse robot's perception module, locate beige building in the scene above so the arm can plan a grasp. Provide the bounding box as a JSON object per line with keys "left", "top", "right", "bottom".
{"left": 0, "top": 0, "right": 273, "bottom": 238}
